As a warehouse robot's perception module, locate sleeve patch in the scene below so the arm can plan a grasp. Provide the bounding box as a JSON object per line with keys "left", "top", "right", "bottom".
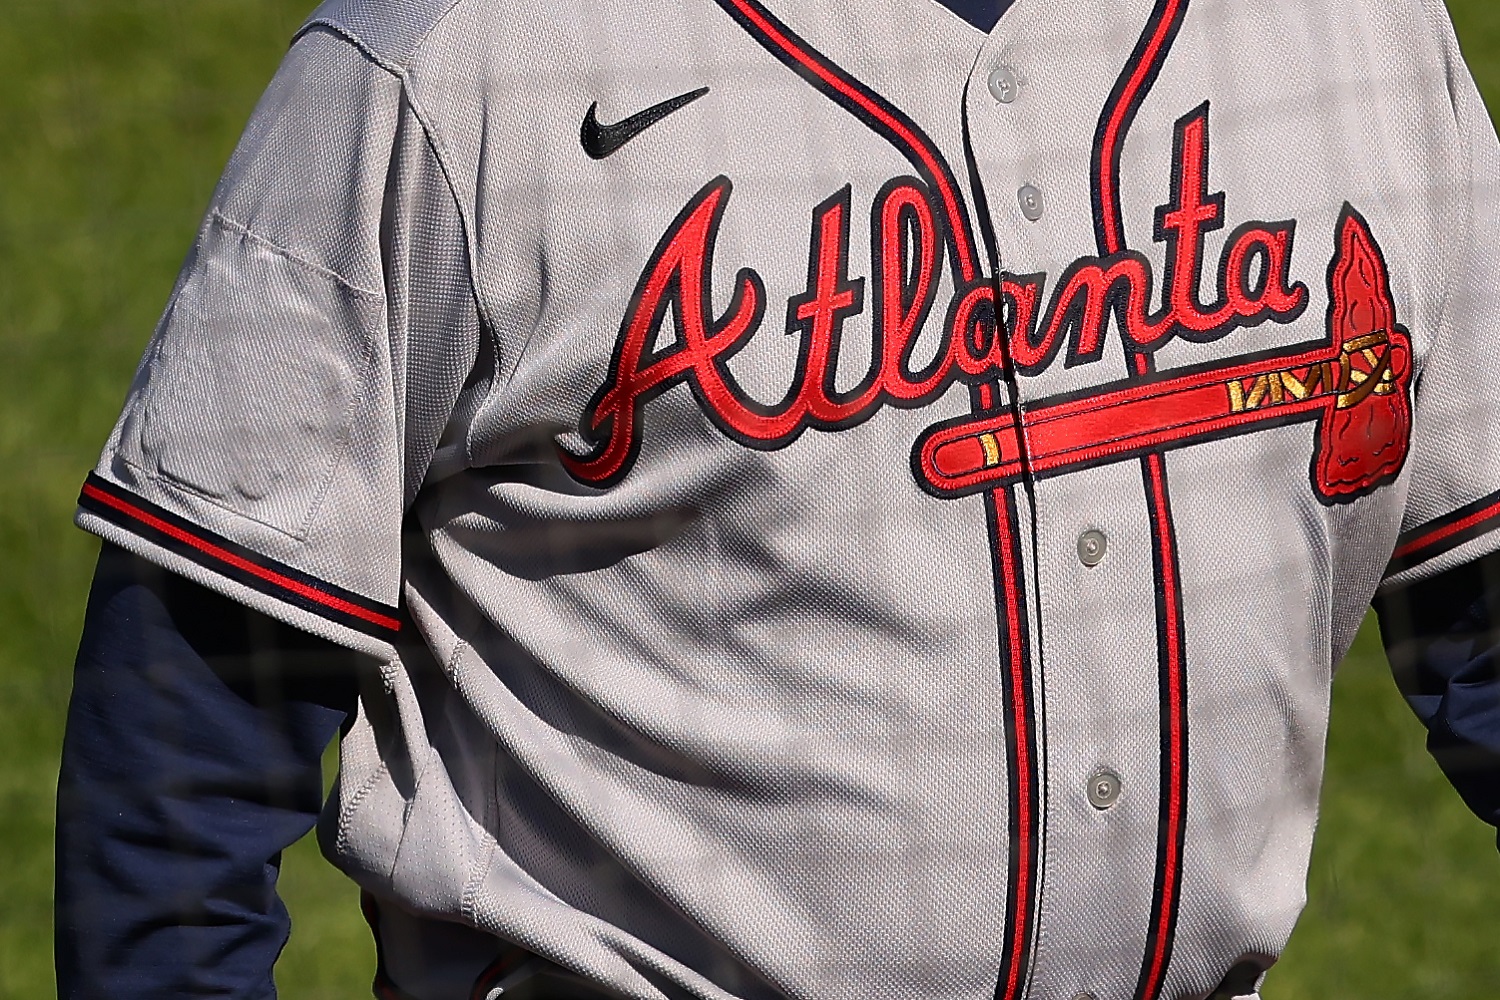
{"left": 115, "top": 215, "right": 382, "bottom": 541}
{"left": 79, "top": 474, "right": 402, "bottom": 640}
{"left": 1385, "top": 487, "right": 1500, "bottom": 578}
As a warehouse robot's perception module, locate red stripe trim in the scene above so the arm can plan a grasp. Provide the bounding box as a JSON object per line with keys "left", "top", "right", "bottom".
{"left": 1091, "top": 2, "right": 1191, "bottom": 996}
{"left": 1393, "top": 497, "right": 1500, "bottom": 562}
{"left": 994, "top": 489, "right": 1036, "bottom": 1000}
{"left": 1096, "top": 0, "right": 1187, "bottom": 257}
{"left": 1138, "top": 454, "right": 1187, "bottom": 1000}
{"left": 717, "top": 0, "right": 980, "bottom": 282}
{"left": 80, "top": 481, "right": 402, "bottom": 634}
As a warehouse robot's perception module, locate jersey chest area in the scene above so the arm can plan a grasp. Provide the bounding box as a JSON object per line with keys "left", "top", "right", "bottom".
{"left": 431, "top": 0, "right": 1435, "bottom": 558}
{"left": 391, "top": 2, "right": 1464, "bottom": 997}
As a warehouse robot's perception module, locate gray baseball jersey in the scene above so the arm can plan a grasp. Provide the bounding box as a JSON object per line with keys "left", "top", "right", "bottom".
{"left": 76, "top": 0, "right": 1500, "bottom": 997}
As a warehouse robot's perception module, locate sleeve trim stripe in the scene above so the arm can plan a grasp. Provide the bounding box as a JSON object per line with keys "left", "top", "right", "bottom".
{"left": 1385, "top": 488, "right": 1500, "bottom": 577}
{"left": 79, "top": 474, "right": 402, "bottom": 639}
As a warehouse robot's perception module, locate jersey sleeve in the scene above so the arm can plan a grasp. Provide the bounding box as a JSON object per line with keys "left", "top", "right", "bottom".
{"left": 76, "top": 26, "right": 482, "bottom": 658}
{"left": 1381, "top": 16, "right": 1500, "bottom": 592}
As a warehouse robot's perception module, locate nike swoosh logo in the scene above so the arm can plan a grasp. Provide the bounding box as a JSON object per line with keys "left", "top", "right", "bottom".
{"left": 581, "top": 87, "right": 710, "bottom": 160}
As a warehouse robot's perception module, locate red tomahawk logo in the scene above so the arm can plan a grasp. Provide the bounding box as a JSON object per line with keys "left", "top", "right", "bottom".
{"left": 915, "top": 207, "right": 1413, "bottom": 505}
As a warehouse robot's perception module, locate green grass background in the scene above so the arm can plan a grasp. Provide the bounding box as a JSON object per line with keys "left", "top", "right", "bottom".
{"left": 2, "top": 1, "right": 1499, "bottom": 997}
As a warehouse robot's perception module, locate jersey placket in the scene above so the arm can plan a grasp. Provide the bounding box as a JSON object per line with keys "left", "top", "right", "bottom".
{"left": 959, "top": 2, "right": 1193, "bottom": 998}
{"left": 698, "top": 4, "right": 1050, "bottom": 992}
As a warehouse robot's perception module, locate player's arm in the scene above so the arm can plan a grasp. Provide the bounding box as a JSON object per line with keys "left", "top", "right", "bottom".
{"left": 58, "top": 17, "right": 483, "bottom": 998}
{"left": 1373, "top": 557, "right": 1500, "bottom": 843}
{"left": 56, "top": 543, "right": 362, "bottom": 998}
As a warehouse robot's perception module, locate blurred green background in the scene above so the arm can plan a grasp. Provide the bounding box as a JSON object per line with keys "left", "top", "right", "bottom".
{"left": 2, "top": 1, "right": 1498, "bottom": 997}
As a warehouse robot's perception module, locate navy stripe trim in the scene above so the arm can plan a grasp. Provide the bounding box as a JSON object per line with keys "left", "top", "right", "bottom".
{"left": 1386, "top": 488, "right": 1500, "bottom": 578}
{"left": 78, "top": 473, "right": 402, "bottom": 640}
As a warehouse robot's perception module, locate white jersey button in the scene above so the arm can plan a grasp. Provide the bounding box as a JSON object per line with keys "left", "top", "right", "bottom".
{"left": 987, "top": 65, "right": 1019, "bottom": 104}
{"left": 1017, "top": 184, "right": 1044, "bottom": 221}
{"left": 1077, "top": 529, "right": 1107, "bottom": 567}
{"left": 1088, "top": 769, "right": 1122, "bottom": 809}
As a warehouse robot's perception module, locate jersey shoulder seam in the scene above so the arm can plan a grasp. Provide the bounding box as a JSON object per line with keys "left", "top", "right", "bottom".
{"left": 293, "top": 0, "right": 503, "bottom": 461}
{"left": 295, "top": 0, "right": 473, "bottom": 73}
{"left": 394, "top": 104, "right": 504, "bottom": 466}
{"left": 209, "top": 210, "right": 385, "bottom": 301}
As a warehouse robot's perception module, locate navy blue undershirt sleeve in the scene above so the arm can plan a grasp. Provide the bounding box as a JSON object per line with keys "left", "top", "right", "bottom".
{"left": 56, "top": 543, "right": 363, "bottom": 1000}
{"left": 1374, "top": 551, "right": 1500, "bottom": 846}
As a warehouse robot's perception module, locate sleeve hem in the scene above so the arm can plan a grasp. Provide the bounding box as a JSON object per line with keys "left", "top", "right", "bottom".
{"left": 1382, "top": 487, "right": 1500, "bottom": 589}
{"left": 76, "top": 472, "right": 401, "bottom": 660}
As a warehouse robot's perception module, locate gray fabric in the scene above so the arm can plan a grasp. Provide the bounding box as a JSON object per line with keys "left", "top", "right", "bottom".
{"left": 87, "top": 28, "right": 481, "bottom": 622}
{"left": 1384, "top": 13, "right": 1500, "bottom": 587}
{"left": 79, "top": 0, "right": 1500, "bottom": 998}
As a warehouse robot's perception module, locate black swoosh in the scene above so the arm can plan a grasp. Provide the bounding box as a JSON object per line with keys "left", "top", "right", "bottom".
{"left": 581, "top": 87, "right": 710, "bottom": 160}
